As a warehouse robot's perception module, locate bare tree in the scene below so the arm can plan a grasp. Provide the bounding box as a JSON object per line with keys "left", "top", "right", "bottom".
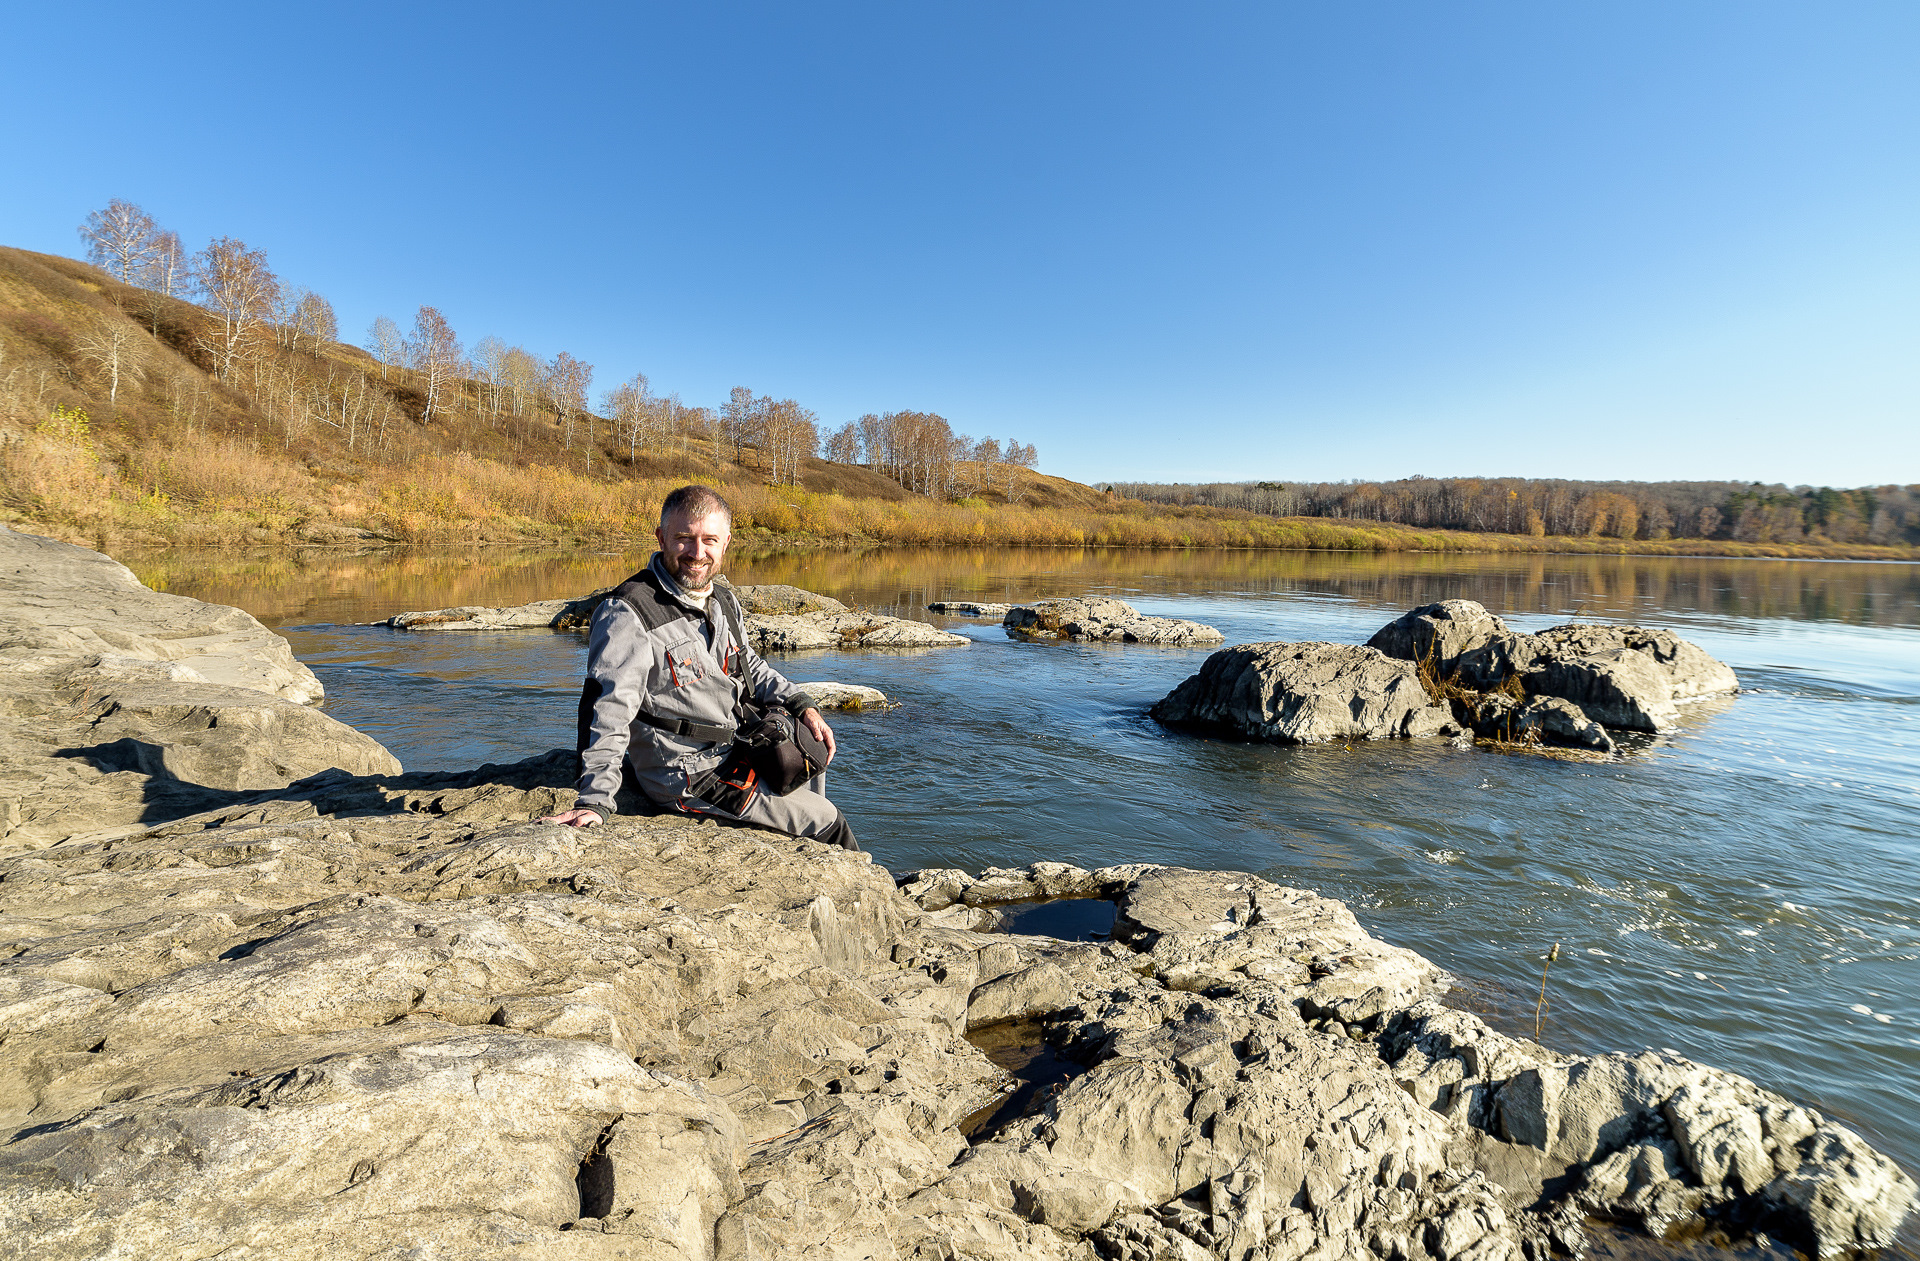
{"left": 825, "top": 420, "right": 860, "bottom": 464}
{"left": 75, "top": 320, "right": 145, "bottom": 406}
{"left": 722, "top": 386, "right": 760, "bottom": 466}
{"left": 79, "top": 200, "right": 160, "bottom": 284}
{"left": 472, "top": 336, "right": 510, "bottom": 424}
{"left": 366, "top": 316, "right": 404, "bottom": 381}
{"left": 762, "top": 398, "right": 818, "bottom": 485}
{"left": 603, "top": 371, "right": 654, "bottom": 461}
{"left": 133, "top": 230, "right": 190, "bottom": 334}
{"left": 193, "top": 237, "right": 280, "bottom": 380}
{"left": 546, "top": 351, "right": 592, "bottom": 447}
{"left": 407, "top": 306, "right": 463, "bottom": 425}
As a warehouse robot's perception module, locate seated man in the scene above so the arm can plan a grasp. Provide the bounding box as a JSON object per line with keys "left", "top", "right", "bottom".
{"left": 541, "top": 484, "right": 858, "bottom": 850}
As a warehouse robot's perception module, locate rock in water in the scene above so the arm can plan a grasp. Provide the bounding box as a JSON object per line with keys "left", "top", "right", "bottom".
{"left": 1150, "top": 642, "right": 1457, "bottom": 743}
{"left": 1367, "top": 600, "right": 1515, "bottom": 674}
{"left": 1005, "top": 597, "right": 1224, "bottom": 645}
{"left": 387, "top": 581, "right": 967, "bottom": 650}
{"left": 928, "top": 600, "right": 1013, "bottom": 616}
{"left": 1369, "top": 599, "right": 1739, "bottom": 737}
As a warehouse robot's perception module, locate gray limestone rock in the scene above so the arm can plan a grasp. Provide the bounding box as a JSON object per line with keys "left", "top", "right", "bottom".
{"left": 1367, "top": 600, "right": 1516, "bottom": 675}
{"left": 730, "top": 583, "right": 850, "bottom": 615}
{"left": 1005, "top": 597, "right": 1224, "bottom": 645}
{"left": 0, "top": 528, "right": 400, "bottom": 854}
{"left": 1150, "top": 642, "right": 1458, "bottom": 744}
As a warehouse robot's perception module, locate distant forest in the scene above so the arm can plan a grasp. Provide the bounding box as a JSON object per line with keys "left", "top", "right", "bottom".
{"left": 1104, "top": 478, "right": 1918, "bottom": 547}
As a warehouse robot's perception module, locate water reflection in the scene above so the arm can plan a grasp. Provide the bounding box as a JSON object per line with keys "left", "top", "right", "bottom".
{"left": 125, "top": 544, "right": 1920, "bottom": 632}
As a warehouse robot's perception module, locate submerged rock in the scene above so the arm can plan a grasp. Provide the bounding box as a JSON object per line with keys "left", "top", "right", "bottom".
{"left": 1005, "top": 597, "right": 1224, "bottom": 645}
{"left": 1150, "top": 641, "right": 1458, "bottom": 744}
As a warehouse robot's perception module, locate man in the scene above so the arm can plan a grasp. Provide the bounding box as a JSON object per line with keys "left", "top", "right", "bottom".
{"left": 541, "top": 485, "right": 858, "bottom": 850}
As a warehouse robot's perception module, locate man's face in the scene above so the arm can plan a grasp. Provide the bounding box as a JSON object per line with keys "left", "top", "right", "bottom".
{"left": 656, "top": 509, "right": 731, "bottom": 592}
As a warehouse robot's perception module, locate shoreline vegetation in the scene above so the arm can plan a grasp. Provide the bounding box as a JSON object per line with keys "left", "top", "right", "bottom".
{"left": 3, "top": 224, "right": 1914, "bottom": 564}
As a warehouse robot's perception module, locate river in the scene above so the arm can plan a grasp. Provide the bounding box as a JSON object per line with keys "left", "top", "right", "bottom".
{"left": 127, "top": 544, "right": 1920, "bottom": 1198}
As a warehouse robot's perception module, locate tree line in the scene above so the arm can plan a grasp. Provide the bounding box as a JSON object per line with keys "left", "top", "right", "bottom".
{"left": 71, "top": 198, "right": 1040, "bottom": 498}
{"left": 1104, "top": 477, "right": 1919, "bottom": 547}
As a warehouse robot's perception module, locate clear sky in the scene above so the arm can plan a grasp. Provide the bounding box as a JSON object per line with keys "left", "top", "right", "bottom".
{"left": 3, "top": 2, "right": 1914, "bottom": 487}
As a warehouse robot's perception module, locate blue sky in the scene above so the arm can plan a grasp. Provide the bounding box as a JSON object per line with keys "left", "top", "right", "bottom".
{"left": 3, "top": 2, "right": 1914, "bottom": 486}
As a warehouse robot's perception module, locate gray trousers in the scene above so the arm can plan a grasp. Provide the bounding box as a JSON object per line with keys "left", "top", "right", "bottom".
{"left": 634, "top": 766, "right": 858, "bottom": 850}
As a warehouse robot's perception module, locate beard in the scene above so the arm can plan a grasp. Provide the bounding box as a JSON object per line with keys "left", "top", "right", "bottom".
{"left": 665, "top": 554, "right": 716, "bottom": 592}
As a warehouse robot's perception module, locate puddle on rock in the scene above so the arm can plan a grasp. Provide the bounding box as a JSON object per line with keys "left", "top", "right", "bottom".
{"left": 989, "top": 897, "right": 1116, "bottom": 942}
{"left": 958, "top": 1018, "right": 1087, "bottom": 1142}
{"left": 1581, "top": 1217, "right": 1814, "bottom": 1261}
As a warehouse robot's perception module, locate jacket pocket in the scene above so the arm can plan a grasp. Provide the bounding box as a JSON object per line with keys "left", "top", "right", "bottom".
{"left": 663, "top": 641, "right": 707, "bottom": 687}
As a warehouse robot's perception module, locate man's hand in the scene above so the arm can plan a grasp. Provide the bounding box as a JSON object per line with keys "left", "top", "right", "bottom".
{"left": 540, "top": 808, "right": 603, "bottom": 828}
{"left": 799, "top": 707, "right": 836, "bottom": 765}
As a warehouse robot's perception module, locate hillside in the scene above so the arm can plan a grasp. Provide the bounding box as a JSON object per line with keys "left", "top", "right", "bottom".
{"left": 2, "top": 244, "right": 1911, "bottom": 561}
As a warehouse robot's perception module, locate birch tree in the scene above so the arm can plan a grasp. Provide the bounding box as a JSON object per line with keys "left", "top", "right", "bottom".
{"left": 546, "top": 352, "right": 592, "bottom": 447}
{"left": 193, "top": 237, "right": 280, "bottom": 380}
{"left": 75, "top": 321, "right": 144, "bottom": 405}
{"left": 407, "top": 306, "right": 463, "bottom": 425}
{"left": 366, "top": 316, "right": 404, "bottom": 381}
{"left": 79, "top": 199, "right": 160, "bottom": 283}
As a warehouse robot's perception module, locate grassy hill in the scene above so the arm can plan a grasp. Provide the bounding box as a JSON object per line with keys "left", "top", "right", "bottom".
{"left": 2, "top": 245, "right": 1910, "bottom": 561}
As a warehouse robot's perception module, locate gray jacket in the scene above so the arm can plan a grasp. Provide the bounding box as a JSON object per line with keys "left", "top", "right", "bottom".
{"left": 574, "top": 554, "right": 813, "bottom": 816}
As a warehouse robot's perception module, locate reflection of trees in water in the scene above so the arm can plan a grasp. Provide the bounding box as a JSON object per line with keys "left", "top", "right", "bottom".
{"left": 125, "top": 545, "right": 1919, "bottom": 630}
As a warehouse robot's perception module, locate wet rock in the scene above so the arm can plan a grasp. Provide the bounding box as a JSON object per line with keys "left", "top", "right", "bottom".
{"left": 1468, "top": 694, "right": 1615, "bottom": 752}
{"left": 386, "top": 592, "right": 608, "bottom": 631}
{"left": 1150, "top": 641, "right": 1458, "bottom": 744}
{"left": 383, "top": 582, "right": 965, "bottom": 651}
{"left": 929, "top": 601, "right": 1013, "bottom": 617}
{"left": 1005, "top": 597, "right": 1224, "bottom": 645}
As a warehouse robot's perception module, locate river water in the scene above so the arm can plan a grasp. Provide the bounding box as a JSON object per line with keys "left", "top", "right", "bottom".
{"left": 128, "top": 545, "right": 1920, "bottom": 1196}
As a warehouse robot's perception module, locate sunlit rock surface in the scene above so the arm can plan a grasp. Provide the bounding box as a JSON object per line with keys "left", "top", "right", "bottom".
{"left": 1005, "top": 597, "right": 1224, "bottom": 645}
{"left": 0, "top": 543, "right": 1905, "bottom": 1261}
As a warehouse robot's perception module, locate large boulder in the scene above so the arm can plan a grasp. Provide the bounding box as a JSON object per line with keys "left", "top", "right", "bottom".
{"left": 1370, "top": 601, "right": 1738, "bottom": 736}
{"left": 1367, "top": 600, "right": 1514, "bottom": 675}
{"left": 1006, "top": 597, "right": 1223, "bottom": 646}
{"left": 731, "top": 583, "right": 849, "bottom": 615}
{"left": 1150, "top": 642, "right": 1457, "bottom": 744}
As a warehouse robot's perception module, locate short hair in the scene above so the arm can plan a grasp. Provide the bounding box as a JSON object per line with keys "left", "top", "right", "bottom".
{"left": 659, "top": 484, "right": 733, "bottom": 530}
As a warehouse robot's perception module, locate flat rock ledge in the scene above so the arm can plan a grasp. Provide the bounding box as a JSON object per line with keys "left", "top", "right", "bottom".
{"left": 386, "top": 581, "right": 968, "bottom": 652}
{"left": 929, "top": 600, "right": 1015, "bottom": 617}
{"left": 1153, "top": 601, "right": 1739, "bottom": 752}
{"left": 4, "top": 782, "right": 1905, "bottom": 1261}
{"left": 1006, "top": 597, "right": 1226, "bottom": 646}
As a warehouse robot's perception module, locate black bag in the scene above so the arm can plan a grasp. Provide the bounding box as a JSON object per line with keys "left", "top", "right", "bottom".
{"left": 733, "top": 705, "right": 831, "bottom": 796}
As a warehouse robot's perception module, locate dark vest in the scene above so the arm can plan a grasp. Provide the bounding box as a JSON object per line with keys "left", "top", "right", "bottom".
{"left": 575, "top": 568, "right": 748, "bottom": 756}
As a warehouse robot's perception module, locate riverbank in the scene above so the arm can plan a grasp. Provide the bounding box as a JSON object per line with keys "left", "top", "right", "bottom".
{"left": 4, "top": 448, "right": 1913, "bottom": 562}
{"left": 0, "top": 524, "right": 1913, "bottom": 1259}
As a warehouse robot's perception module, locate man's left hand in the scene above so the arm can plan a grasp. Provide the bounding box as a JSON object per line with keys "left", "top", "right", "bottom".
{"left": 799, "top": 707, "right": 836, "bottom": 766}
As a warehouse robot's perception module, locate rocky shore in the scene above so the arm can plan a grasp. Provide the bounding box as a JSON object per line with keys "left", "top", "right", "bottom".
{"left": 0, "top": 529, "right": 1911, "bottom": 1261}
